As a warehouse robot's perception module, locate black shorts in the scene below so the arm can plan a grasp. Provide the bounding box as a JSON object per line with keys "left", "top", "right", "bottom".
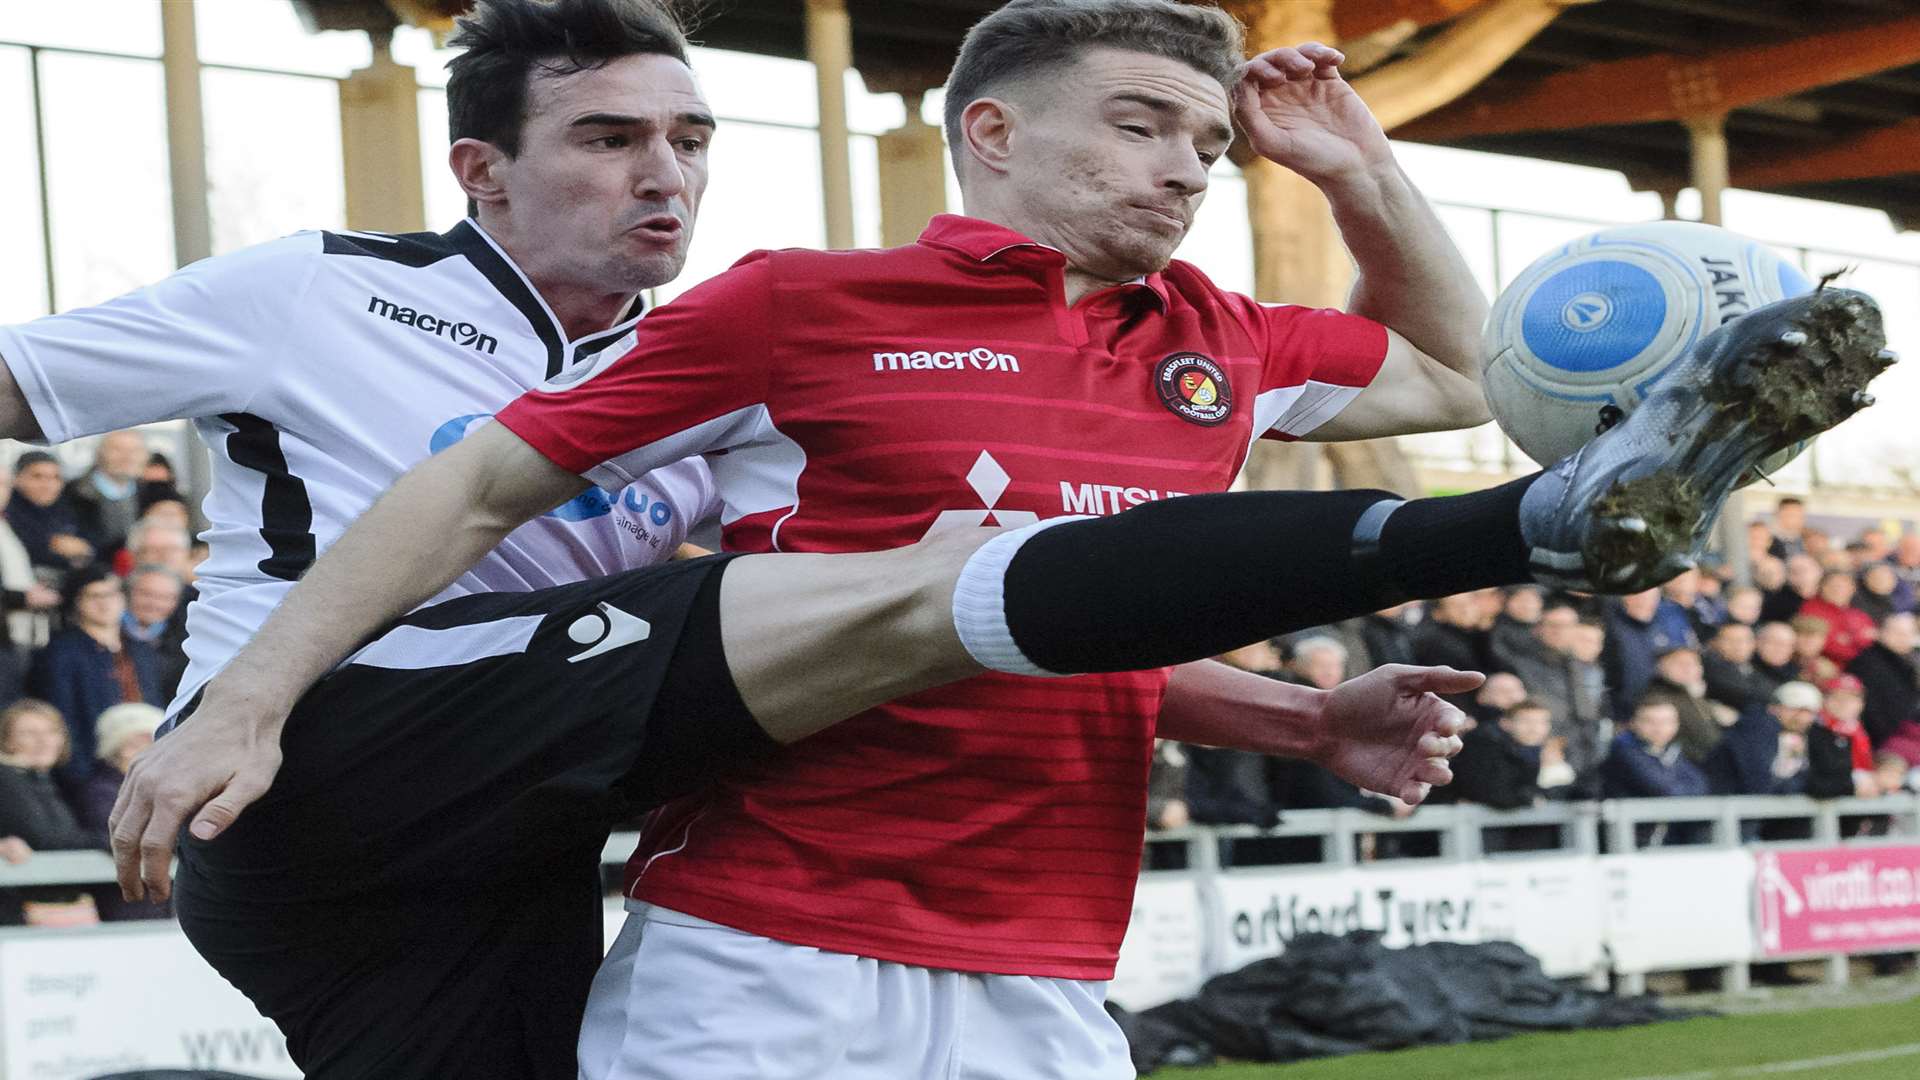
{"left": 174, "top": 555, "right": 772, "bottom": 1080}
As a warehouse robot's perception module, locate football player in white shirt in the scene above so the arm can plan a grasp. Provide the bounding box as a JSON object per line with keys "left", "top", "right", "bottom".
{"left": 0, "top": 2, "right": 1499, "bottom": 1077}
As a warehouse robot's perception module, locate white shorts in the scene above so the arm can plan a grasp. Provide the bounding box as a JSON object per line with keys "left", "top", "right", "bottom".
{"left": 577, "top": 902, "right": 1135, "bottom": 1080}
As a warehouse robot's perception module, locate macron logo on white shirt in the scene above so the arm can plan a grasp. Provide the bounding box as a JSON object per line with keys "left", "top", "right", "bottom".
{"left": 367, "top": 294, "right": 500, "bottom": 355}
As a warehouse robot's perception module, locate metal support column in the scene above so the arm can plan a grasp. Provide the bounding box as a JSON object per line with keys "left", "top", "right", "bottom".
{"left": 340, "top": 28, "right": 426, "bottom": 233}
{"left": 805, "top": 0, "right": 856, "bottom": 250}
{"left": 160, "top": 0, "right": 212, "bottom": 267}
{"left": 1684, "top": 112, "right": 1729, "bottom": 226}
{"left": 876, "top": 90, "right": 947, "bottom": 247}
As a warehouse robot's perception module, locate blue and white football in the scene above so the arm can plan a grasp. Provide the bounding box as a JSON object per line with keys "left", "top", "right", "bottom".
{"left": 1483, "top": 220, "right": 1814, "bottom": 469}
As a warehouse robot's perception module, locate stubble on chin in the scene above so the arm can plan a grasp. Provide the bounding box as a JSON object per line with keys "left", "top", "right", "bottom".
{"left": 613, "top": 248, "right": 688, "bottom": 295}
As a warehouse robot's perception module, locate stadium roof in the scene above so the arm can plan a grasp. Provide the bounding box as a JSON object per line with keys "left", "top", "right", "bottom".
{"left": 311, "top": 0, "right": 1920, "bottom": 226}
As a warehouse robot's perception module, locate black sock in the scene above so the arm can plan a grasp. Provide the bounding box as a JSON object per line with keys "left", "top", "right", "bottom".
{"left": 979, "top": 478, "right": 1537, "bottom": 675}
{"left": 1369, "top": 472, "right": 1537, "bottom": 602}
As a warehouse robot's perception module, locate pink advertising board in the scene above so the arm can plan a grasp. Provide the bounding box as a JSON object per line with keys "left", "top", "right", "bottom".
{"left": 1754, "top": 846, "right": 1920, "bottom": 956}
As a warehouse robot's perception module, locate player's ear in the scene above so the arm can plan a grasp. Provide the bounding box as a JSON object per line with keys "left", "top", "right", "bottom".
{"left": 449, "top": 138, "right": 510, "bottom": 210}
{"left": 960, "top": 98, "right": 1018, "bottom": 177}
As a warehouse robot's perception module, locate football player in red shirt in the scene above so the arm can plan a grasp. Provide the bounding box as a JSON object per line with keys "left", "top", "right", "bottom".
{"left": 109, "top": 1, "right": 1885, "bottom": 1076}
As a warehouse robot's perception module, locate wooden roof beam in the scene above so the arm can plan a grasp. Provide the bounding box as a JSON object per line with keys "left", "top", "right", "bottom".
{"left": 1737, "top": 118, "right": 1920, "bottom": 188}
{"left": 1398, "top": 14, "right": 1920, "bottom": 139}
{"left": 1333, "top": 0, "right": 1488, "bottom": 41}
{"left": 1355, "top": 0, "right": 1598, "bottom": 130}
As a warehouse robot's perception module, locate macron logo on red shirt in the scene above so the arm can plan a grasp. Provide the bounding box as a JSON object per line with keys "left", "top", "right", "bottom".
{"left": 872, "top": 346, "right": 1021, "bottom": 374}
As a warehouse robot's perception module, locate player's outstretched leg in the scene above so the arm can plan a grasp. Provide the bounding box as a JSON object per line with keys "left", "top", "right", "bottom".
{"left": 934, "top": 287, "right": 1890, "bottom": 679}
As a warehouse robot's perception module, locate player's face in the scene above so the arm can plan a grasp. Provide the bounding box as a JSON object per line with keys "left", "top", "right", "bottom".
{"left": 1002, "top": 48, "right": 1231, "bottom": 283}
{"left": 503, "top": 53, "right": 713, "bottom": 298}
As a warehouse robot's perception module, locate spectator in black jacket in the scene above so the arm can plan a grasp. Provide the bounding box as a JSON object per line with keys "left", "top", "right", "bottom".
{"left": 1602, "top": 699, "right": 1710, "bottom": 848}
{"left": 1184, "top": 643, "right": 1283, "bottom": 827}
{"left": 1605, "top": 589, "right": 1689, "bottom": 721}
{"left": 1704, "top": 681, "right": 1838, "bottom": 797}
{"left": 1444, "top": 700, "right": 1556, "bottom": 810}
{"left": 0, "top": 700, "right": 104, "bottom": 924}
{"left": 1704, "top": 622, "right": 1779, "bottom": 715}
{"left": 1854, "top": 562, "right": 1906, "bottom": 625}
{"left": 1642, "top": 644, "right": 1735, "bottom": 765}
{"left": 26, "top": 567, "right": 165, "bottom": 787}
{"left": 1498, "top": 602, "right": 1592, "bottom": 740}
{"left": 1146, "top": 740, "right": 1190, "bottom": 832}
{"left": 1351, "top": 599, "right": 1428, "bottom": 668}
{"left": 121, "top": 565, "right": 186, "bottom": 699}
{"left": 1601, "top": 700, "right": 1708, "bottom": 800}
{"left": 1554, "top": 621, "right": 1613, "bottom": 796}
{"left": 67, "top": 430, "right": 146, "bottom": 564}
{"left": 5, "top": 452, "right": 92, "bottom": 578}
{"left": 1413, "top": 594, "right": 1494, "bottom": 709}
{"left": 1767, "top": 497, "right": 1808, "bottom": 560}
{"left": 1662, "top": 568, "right": 1724, "bottom": 644}
{"left": 1270, "top": 637, "right": 1413, "bottom": 823}
{"left": 1849, "top": 611, "right": 1919, "bottom": 748}
{"left": 1270, "top": 756, "right": 1408, "bottom": 818}
{"left": 1355, "top": 602, "right": 1420, "bottom": 670}
{"left": 70, "top": 702, "right": 168, "bottom": 920}
{"left": 1761, "top": 554, "right": 1821, "bottom": 626}
{"left": 1489, "top": 587, "right": 1543, "bottom": 672}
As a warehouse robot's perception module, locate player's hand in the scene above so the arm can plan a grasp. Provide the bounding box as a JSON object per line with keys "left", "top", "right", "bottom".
{"left": 1314, "top": 664, "right": 1478, "bottom": 805}
{"left": 0, "top": 836, "right": 32, "bottom": 865}
{"left": 1233, "top": 43, "right": 1393, "bottom": 186}
{"left": 108, "top": 699, "right": 285, "bottom": 902}
{"left": 23, "top": 583, "right": 58, "bottom": 610}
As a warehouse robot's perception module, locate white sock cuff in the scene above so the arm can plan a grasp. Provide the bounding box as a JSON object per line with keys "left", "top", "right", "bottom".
{"left": 949, "top": 516, "right": 1088, "bottom": 678}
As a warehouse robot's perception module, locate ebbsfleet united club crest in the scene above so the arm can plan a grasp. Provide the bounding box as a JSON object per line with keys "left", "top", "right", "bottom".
{"left": 1154, "top": 353, "right": 1232, "bottom": 426}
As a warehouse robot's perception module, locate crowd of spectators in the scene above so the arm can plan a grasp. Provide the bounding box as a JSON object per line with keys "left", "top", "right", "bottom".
{"left": 0, "top": 433, "right": 201, "bottom": 924}
{"left": 1149, "top": 496, "right": 1920, "bottom": 848}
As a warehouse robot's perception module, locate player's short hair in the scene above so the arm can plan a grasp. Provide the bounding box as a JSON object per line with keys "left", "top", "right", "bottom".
{"left": 943, "top": 0, "right": 1245, "bottom": 160}
{"left": 446, "top": 0, "right": 695, "bottom": 159}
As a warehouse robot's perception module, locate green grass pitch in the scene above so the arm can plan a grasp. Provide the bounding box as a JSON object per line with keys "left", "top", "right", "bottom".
{"left": 1156, "top": 999, "right": 1920, "bottom": 1079}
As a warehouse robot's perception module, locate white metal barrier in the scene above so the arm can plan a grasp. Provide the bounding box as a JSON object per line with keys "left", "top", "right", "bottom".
{"left": 0, "top": 796, "right": 1914, "bottom": 1077}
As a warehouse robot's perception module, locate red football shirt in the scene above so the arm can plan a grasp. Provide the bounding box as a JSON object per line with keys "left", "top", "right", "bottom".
{"left": 497, "top": 215, "right": 1387, "bottom": 979}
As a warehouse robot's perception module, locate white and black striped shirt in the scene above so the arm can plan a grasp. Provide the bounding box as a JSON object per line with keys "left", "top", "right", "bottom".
{"left": 0, "top": 219, "right": 718, "bottom": 715}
